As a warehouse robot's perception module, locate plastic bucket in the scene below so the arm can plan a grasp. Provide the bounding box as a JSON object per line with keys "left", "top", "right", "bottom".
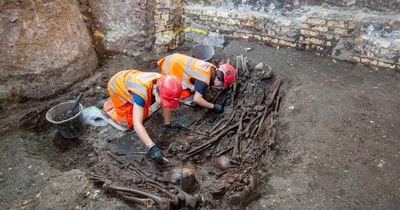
{"left": 46, "top": 102, "right": 86, "bottom": 139}
{"left": 190, "top": 44, "right": 215, "bottom": 61}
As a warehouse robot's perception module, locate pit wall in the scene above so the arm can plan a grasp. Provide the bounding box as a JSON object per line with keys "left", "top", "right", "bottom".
{"left": 0, "top": 0, "right": 98, "bottom": 103}
{"left": 78, "top": 0, "right": 156, "bottom": 57}
{"left": 181, "top": 3, "right": 400, "bottom": 70}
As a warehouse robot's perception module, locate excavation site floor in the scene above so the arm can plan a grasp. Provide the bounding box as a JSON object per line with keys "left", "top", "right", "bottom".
{"left": 0, "top": 40, "right": 399, "bottom": 209}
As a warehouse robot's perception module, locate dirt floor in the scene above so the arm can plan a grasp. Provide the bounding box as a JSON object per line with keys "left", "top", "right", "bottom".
{"left": 0, "top": 40, "right": 399, "bottom": 209}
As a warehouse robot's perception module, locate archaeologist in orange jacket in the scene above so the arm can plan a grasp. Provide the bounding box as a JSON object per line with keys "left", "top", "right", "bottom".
{"left": 157, "top": 53, "right": 236, "bottom": 113}
{"left": 103, "top": 70, "right": 182, "bottom": 162}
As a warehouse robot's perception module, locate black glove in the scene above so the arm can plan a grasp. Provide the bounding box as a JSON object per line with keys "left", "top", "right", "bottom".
{"left": 148, "top": 145, "right": 164, "bottom": 163}
{"left": 164, "top": 122, "right": 184, "bottom": 130}
{"left": 212, "top": 104, "right": 224, "bottom": 113}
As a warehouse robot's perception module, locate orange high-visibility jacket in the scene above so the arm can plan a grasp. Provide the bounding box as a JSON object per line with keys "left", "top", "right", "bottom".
{"left": 107, "top": 70, "right": 161, "bottom": 109}
{"left": 157, "top": 53, "right": 215, "bottom": 91}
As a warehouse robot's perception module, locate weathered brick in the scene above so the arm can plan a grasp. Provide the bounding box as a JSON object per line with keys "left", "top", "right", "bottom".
{"left": 326, "top": 41, "right": 332, "bottom": 46}
{"left": 361, "top": 58, "right": 371, "bottom": 64}
{"left": 253, "top": 35, "right": 262, "bottom": 40}
{"left": 218, "top": 24, "right": 233, "bottom": 31}
{"left": 161, "top": 14, "right": 170, "bottom": 20}
{"left": 241, "top": 20, "right": 255, "bottom": 27}
{"left": 307, "top": 18, "right": 326, "bottom": 25}
{"left": 312, "top": 26, "right": 329, "bottom": 32}
{"left": 233, "top": 32, "right": 246, "bottom": 38}
{"left": 305, "top": 37, "right": 324, "bottom": 45}
{"left": 262, "top": 36, "right": 272, "bottom": 42}
{"left": 367, "top": 51, "right": 374, "bottom": 58}
{"left": 271, "top": 38, "right": 279, "bottom": 44}
{"left": 300, "top": 29, "right": 319, "bottom": 37}
{"left": 352, "top": 56, "right": 361, "bottom": 62}
{"left": 347, "top": 21, "right": 358, "bottom": 29}
{"left": 279, "top": 40, "right": 296, "bottom": 48}
{"left": 267, "top": 30, "right": 276, "bottom": 36}
{"left": 377, "top": 62, "right": 396, "bottom": 69}
{"left": 327, "top": 20, "right": 346, "bottom": 28}
{"left": 299, "top": 23, "right": 311, "bottom": 29}
{"left": 242, "top": 34, "right": 251, "bottom": 39}
{"left": 333, "top": 27, "right": 347, "bottom": 35}
{"left": 203, "top": 10, "right": 216, "bottom": 17}
{"left": 281, "top": 27, "right": 293, "bottom": 33}
{"left": 380, "top": 48, "right": 390, "bottom": 55}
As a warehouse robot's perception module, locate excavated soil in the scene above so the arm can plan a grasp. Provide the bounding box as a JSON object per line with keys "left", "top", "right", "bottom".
{"left": 0, "top": 40, "right": 399, "bottom": 209}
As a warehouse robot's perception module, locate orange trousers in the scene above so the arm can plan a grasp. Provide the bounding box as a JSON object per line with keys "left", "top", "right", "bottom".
{"left": 181, "top": 89, "right": 193, "bottom": 99}
{"left": 103, "top": 91, "right": 150, "bottom": 129}
{"left": 103, "top": 98, "right": 133, "bottom": 129}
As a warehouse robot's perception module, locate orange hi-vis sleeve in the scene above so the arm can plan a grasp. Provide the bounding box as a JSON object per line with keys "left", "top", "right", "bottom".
{"left": 158, "top": 53, "right": 215, "bottom": 91}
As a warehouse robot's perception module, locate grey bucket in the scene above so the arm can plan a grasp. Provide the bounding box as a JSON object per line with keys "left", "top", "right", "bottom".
{"left": 190, "top": 44, "right": 215, "bottom": 61}
{"left": 46, "top": 102, "right": 86, "bottom": 139}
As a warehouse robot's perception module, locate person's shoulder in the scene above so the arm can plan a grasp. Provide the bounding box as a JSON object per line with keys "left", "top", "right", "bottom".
{"left": 133, "top": 93, "right": 145, "bottom": 107}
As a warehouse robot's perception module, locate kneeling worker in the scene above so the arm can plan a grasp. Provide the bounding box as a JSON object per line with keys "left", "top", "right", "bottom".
{"left": 103, "top": 70, "right": 182, "bottom": 162}
{"left": 157, "top": 53, "right": 236, "bottom": 113}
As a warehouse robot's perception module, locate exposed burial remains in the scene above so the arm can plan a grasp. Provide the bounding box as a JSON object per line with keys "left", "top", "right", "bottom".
{"left": 87, "top": 55, "right": 283, "bottom": 209}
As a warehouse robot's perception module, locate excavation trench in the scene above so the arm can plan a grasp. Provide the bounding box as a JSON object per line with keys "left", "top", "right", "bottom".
{"left": 2, "top": 39, "right": 400, "bottom": 210}
{"left": 86, "top": 55, "right": 283, "bottom": 209}
{"left": 0, "top": 41, "right": 285, "bottom": 209}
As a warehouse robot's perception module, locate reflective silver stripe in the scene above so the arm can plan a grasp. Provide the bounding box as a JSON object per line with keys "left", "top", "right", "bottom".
{"left": 186, "top": 68, "right": 210, "bottom": 84}
{"left": 125, "top": 90, "right": 135, "bottom": 104}
{"left": 183, "top": 58, "right": 210, "bottom": 90}
{"left": 109, "top": 72, "right": 127, "bottom": 103}
{"left": 183, "top": 58, "right": 194, "bottom": 90}
{"left": 119, "top": 118, "right": 129, "bottom": 128}
{"left": 163, "top": 55, "right": 172, "bottom": 75}
{"left": 126, "top": 81, "right": 148, "bottom": 97}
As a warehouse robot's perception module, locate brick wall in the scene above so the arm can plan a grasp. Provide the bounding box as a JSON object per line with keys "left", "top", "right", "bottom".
{"left": 355, "top": 0, "right": 400, "bottom": 12}
{"left": 183, "top": 5, "right": 400, "bottom": 70}
{"left": 154, "top": 0, "right": 184, "bottom": 51}
{"left": 323, "top": 0, "right": 400, "bottom": 11}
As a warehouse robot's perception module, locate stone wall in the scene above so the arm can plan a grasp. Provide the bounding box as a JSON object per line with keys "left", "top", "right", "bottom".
{"left": 183, "top": 4, "right": 400, "bottom": 70}
{"left": 0, "top": 0, "right": 98, "bottom": 103}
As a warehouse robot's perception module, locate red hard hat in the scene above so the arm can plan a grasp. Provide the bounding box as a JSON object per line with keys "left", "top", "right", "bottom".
{"left": 219, "top": 64, "right": 236, "bottom": 88}
{"left": 157, "top": 75, "right": 182, "bottom": 109}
